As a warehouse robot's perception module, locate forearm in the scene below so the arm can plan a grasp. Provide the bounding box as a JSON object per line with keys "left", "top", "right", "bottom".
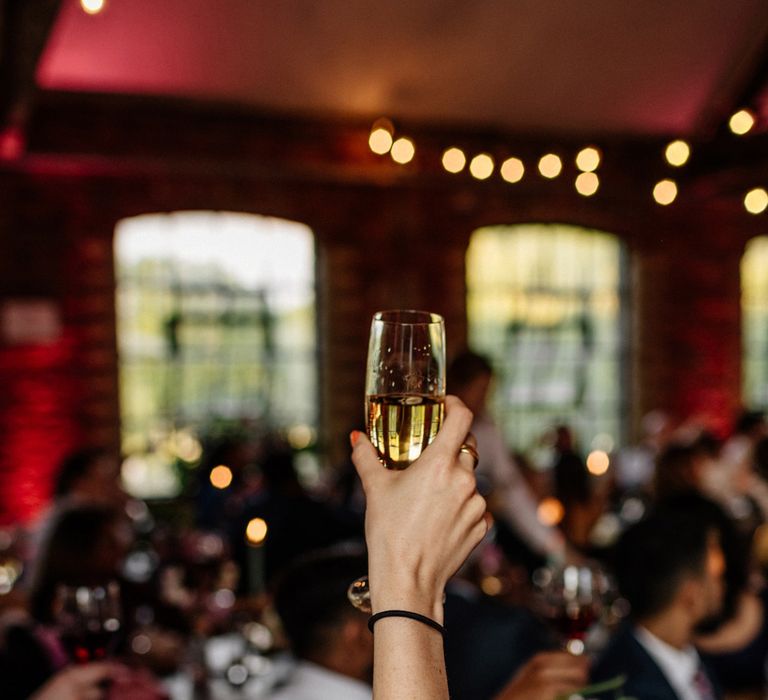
{"left": 372, "top": 617, "right": 447, "bottom": 700}
{"left": 370, "top": 573, "right": 448, "bottom": 699}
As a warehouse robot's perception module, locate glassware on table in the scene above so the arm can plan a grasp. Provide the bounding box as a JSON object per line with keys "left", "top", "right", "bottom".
{"left": 534, "top": 562, "right": 610, "bottom": 656}
{"left": 348, "top": 310, "right": 446, "bottom": 611}
{"left": 55, "top": 582, "right": 123, "bottom": 664}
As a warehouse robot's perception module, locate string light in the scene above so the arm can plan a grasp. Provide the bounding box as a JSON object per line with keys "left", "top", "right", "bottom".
{"left": 469, "top": 153, "right": 494, "bottom": 180}
{"left": 500, "top": 157, "right": 525, "bottom": 183}
{"left": 575, "top": 172, "right": 599, "bottom": 196}
{"left": 664, "top": 140, "right": 690, "bottom": 167}
{"left": 745, "top": 188, "right": 768, "bottom": 214}
{"left": 369, "top": 129, "right": 393, "bottom": 155}
{"left": 538, "top": 153, "right": 562, "bottom": 179}
{"left": 442, "top": 147, "right": 466, "bottom": 173}
{"left": 390, "top": 137, "right": 415, "bottom": 164}
{"left": 653, "top": 179, "right": 678, "bottom": 205}
{"left": 575, "top": 147, "right": 601, "bottom": 172}
{"left": 81, "top": 0, "right": 105, "bottom": 14}
{"left": 729, "top": 109, "right": 756, "bottom": 136}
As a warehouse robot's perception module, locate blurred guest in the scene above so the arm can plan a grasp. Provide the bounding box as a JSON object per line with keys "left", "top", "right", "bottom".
{"left": 0, "top": 505, "right": 165, "bottom": 699}
{"left": 268, "top": 550, "right": 373, "bottom": 699}
{"left": 550, "top": 424, "right": 602, "bottom": 548}
{"left": 448, "top": 351, "right": 564, "bottom": 564}
{"left": 268, "top": 550, "right": 587, "bottom": 700}
{"left": 654, "top": 442, "right": 709, "bottom": 501}
{"left": 443, "top": 581, "right": 556, "bottom": 699}
{"left": 705, "top": 410, "right": 768, "bottom": 522}
{"left": 196, "top": 436, "right": 258, "bottom": 532}
{"left": 231, "top": 438, "right": 363, "bottom": 590}
{"left": 52, "top": 447, "right": 127, "bottom": 510}
{"left": 614, "top": 410, "right": 675, "bottom": 494}
{"left": 591, "top": 504, "right": 726, "bottom": 699}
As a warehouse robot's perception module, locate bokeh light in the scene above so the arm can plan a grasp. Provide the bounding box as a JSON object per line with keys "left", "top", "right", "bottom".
{"left": 369, "top": 129, "right": 393, "bottom": 155}
{"left": 390, "top": 137, "right": 415, "bottom": 164}
{"left": 729, "top": 109, "right": 755, "bottom": 136}
{"left": 537, "top": 497, "right": 565, "bottom": 526}
{"left": 653, "top": 179, "right": 678, "bottom": 205}
{"left": 575, "top": 147, "right": 601, "bottom": 172}
{"left": 469, "top": 153, "right": 494, "bottom": 180}
{"left": 246, "top": 518, "right": 268, "bottom": 546}
{"left": 210, "top": 465, "right": 233, "bottom": 489}
{"left": 538, "top": 153, "right": 562, "bottom": 179}
{"left": 442, "top": 147, "right": 467, "bottom": 174}
{"left": 500, "top": 157, "right": 525, "bottom": 183}
{"left": 575, "top": 172, "right": 599, "bottom": 196}
{"left": 586, "top": 450, "right": 610, "bottom": 475}
{"left": 664, "top": 140, "right": 690, "bottom": 167}
{"left": 81, "top": 0, "right": 105, "bottom": 14}
{"left": 745, "top": 188, "right": 768, "bottom": 214}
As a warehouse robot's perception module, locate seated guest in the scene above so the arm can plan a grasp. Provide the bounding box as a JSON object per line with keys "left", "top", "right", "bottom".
{"left": 269, "top": 549, "right": 587, "bottom": 700}
{"left": 268, "top": 550, "right": 374, "bottom": 700}
{"left": 0, "top": 505, "right": 165, "bottom": 700}
{"left": 231, "top": 439, "right": 363, "bottom": 590}
{"left": 591, "top": 504, "right": 726, "bottom": 699}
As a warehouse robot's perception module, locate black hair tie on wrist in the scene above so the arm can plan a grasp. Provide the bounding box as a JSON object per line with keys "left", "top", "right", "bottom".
{"left": 368, "top": 610, "right": 446, "bottom": 637}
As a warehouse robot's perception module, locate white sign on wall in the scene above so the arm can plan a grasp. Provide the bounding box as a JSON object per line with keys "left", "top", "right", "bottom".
{"left": 1, "top": 299, "right": 61, "bottom": 345}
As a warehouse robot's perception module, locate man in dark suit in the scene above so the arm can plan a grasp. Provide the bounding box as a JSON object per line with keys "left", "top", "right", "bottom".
{"left": 592, "top": 501, "right": 725, "bottom": 699}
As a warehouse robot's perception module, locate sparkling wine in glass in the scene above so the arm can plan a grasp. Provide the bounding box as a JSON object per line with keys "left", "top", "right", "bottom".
{"left": 56, "top": 582, "right": 122, "bottom": 664}
{"left": 349, "top": 310, "right": 446, "bottom": 610}
{"left": 365, "top": 310, "right": 446, "bottom": 469}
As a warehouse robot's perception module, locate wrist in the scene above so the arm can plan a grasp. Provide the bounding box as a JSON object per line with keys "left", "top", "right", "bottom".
{"left": 369, "top": 569, "right": 445, "bottom": 623}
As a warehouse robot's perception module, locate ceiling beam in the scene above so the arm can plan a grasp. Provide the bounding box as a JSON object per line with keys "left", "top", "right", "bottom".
{"left": 0, "top": 0, "right": 63, "bottom": 135}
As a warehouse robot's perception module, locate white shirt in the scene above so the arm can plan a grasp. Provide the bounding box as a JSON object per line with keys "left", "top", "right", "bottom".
{"left": 473, "top": 414, "right": 564, "bottom": 557}
{"left": 267, "top": 661, "right": 371, "bottom": 700}
{"left": 634, "top": 626, "right": 708, "bottom": 700}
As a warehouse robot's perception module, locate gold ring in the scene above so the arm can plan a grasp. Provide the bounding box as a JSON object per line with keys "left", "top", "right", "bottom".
{"left": 459, "top": 443, "right": 479, "bottom": 469}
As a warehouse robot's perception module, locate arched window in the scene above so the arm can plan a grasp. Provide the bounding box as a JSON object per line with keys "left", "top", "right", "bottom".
{"left": 114, "top": 211, "right": 317, "bottom": 497}
{"left": 742, "top": 236, "right": 768, "bottom": 407}
{"left": 466, "top": 223, "right": 628, "bottom": 454}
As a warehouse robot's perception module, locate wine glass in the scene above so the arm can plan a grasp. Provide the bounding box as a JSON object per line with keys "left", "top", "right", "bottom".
{"left": 348, "top": 310, "right": 446, "bottom": 611}
{"left": 534, "top": 563, "right": 610, "bottom": 656}
{"left": 55, "top": 582, "right": 123, "bottom": 664}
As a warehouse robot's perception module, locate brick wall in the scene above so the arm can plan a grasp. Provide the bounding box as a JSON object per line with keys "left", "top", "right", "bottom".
{"left": 0, "top": 92, "right": 763, "bottom": 522}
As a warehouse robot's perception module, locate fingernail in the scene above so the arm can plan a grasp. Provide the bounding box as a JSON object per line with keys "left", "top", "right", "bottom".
{"left": 350, "top": 430, "right": 362, "bottom": 447}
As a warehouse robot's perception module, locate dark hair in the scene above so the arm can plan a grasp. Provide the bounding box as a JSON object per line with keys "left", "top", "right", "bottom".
{"left": 755, "top": 436, "right": 768, "bottom": 481}
{"left": 653, "top": 442, "right": 702, "bottom": 500}
{"left": 272, "top": 550, "right": 367, "bottom": 660}
{"left": 29, "top": 505, "right": 119, "bottom": 624}
{"left": 734, "top": 410, "right": 766, "bottom": 436}
{"left": 613, "top": 501, "right": 717, "bottom": 620}
{"left": 53, "top": 447, "right": 108, "bottom": 499}
{"left": 447, "top": 351, "right": 493, "bottom": 389}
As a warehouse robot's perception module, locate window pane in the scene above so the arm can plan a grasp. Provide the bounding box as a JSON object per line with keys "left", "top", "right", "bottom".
{"left": 742, "top": 237, "right": 768, "bottom": 407}
{"left": 466, "top": 224, "right": 627, "bottom": 453}
{"left": 114, "top": 212, "right": 316, "bottom": 498}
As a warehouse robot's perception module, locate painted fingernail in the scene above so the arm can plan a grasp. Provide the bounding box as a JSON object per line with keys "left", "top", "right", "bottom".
{"left": 350, "top": 430, "right": 362, "bottom": 447}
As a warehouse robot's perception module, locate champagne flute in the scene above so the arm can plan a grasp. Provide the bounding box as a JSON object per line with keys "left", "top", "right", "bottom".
{"left": 348, "top": 310, "right": 446, "bottom": 610}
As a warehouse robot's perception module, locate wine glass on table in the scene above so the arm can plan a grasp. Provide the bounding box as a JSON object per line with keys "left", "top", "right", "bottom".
{"left": 348, "top": 309, "right": 446, "bottom": 611}
{"left": 535, "top": 563, "right": 629, "bottom": 699}
{"left": 55, "top": 581, "right": 123, "bottom": 664}
{"left": 536, "top": 563, "right": 606, "bottom": 656}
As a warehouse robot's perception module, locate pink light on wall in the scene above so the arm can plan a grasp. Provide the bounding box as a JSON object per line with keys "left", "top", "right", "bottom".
{"left": 0, "top": 339, "right": 80, "bottom": 525}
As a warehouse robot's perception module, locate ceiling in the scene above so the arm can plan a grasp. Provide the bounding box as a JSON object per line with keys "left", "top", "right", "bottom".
{"left": 33, "top": 0, "right": 768, "bottom": 138}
